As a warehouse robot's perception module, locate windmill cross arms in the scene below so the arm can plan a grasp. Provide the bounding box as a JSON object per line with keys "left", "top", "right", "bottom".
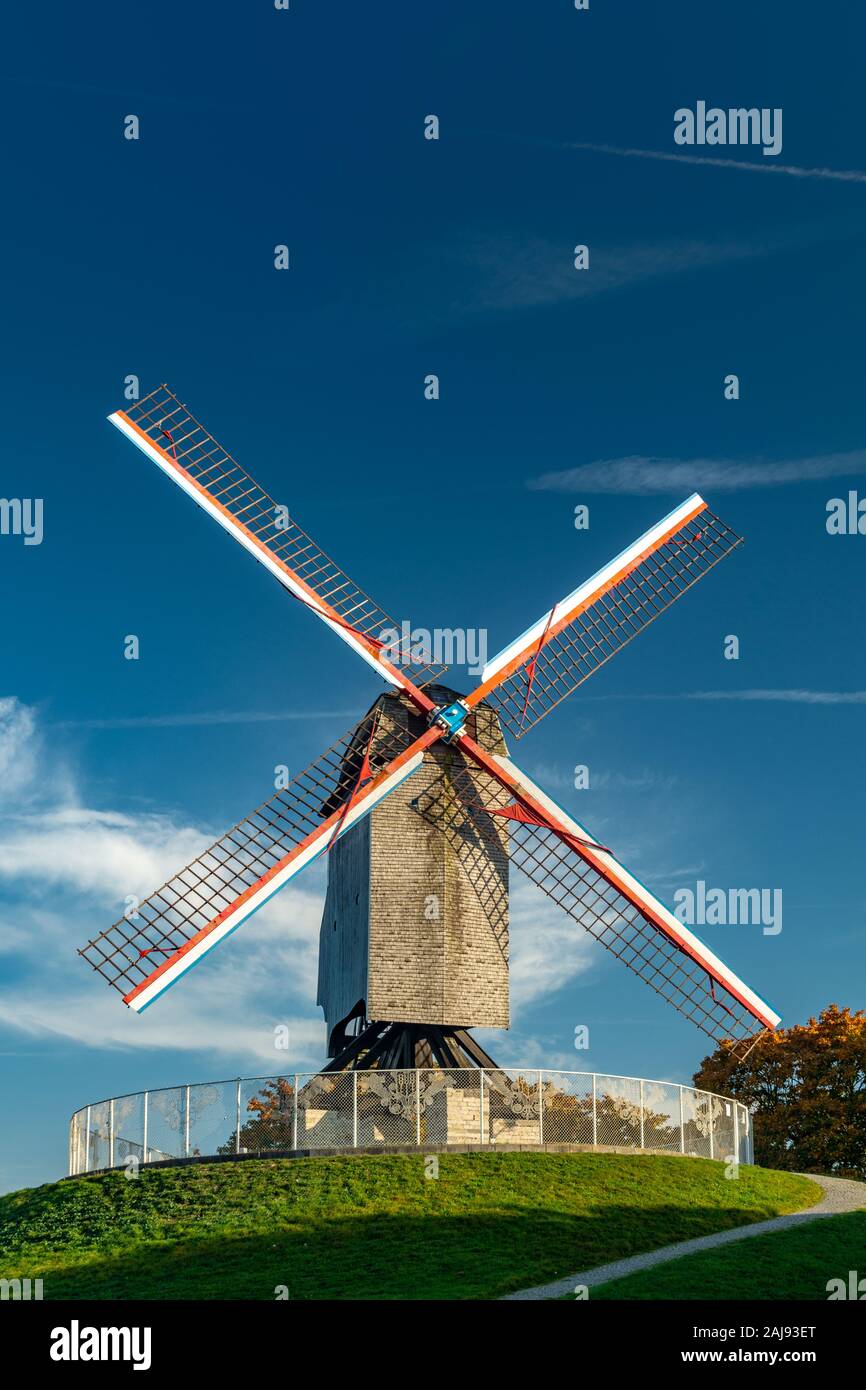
{"left": 439, "top": 734, "right": 780, "bottom": 1059}
{"left": 465, "top": 495, "right": 742, "bottom": 739}
{"left": 109, "top": 385, "right": 445, "bottom": 702}
{"left": 78, "top": 712, "right": 438, "bottom": 1012}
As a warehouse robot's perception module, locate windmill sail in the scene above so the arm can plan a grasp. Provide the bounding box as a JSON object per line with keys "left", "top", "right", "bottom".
{"left": 79, "top": 713, "right": 435, "bottom": 1012}
{"left": 89, "top": 395, "right": 781, "bottom": 1059}
{"left": 110, "top": 386, "right": 446, "bottom": 694}
{"left": 414, "top": 745, "right": 779, "bottom": 1058}
{"left": 469, "top": 496, "right": 741, "bottom": 739}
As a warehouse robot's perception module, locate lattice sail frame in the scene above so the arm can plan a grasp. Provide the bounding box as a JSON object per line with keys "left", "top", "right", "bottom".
{"left": 412, "top": 755, "right": 777, "bottom": 1060}
{"left": 79, "top": 710, "right": 432, "bottom": 1010}
{"left": 80, "top": 387, "right": 780, "bottom": 1051}
{"left": 112, "top": 386, "right": 447, "bottom": 691}
{"left": 469, "top": 495, "right": 742, "bottom": 740}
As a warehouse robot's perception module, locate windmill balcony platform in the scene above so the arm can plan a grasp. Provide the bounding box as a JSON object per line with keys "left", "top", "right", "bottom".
{"left": 68, "top": 1067, "right": 753, "bottom": 1175}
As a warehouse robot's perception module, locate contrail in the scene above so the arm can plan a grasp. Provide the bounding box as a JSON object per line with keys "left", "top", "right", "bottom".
{"left": 565, "top": 140, "right": 866, "bottom": 185}
{"left": 593, "top": 690, "right": 866, "bottom": 705}
{"left": 528, "top": 448, "right": 866, "bottom": 495}
{"left": 52, "top": 709, "right": 358, "bottom": 730}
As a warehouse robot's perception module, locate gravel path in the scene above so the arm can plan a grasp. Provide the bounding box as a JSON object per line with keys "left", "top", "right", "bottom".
{"left": 501, "top": 1173, "right": 866, "bottom": 1301}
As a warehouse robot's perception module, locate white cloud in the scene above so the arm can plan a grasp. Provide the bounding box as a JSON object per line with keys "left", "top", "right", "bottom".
{"left": 564, "top": 140, "right": 866, "bottom": 185}
{"left": 52, "top": 708, "right": 358, "bottom": 731}
{"left": 508, "top": 878, "right": 598, "bottom": 1011}
{"left": 0, "top": 979, "right": 326, "bottom": 1070}
{"left": 0, "top": 918, "right": 35, "bottom": 954}
{"left": 524, "top": 758, "right": 677, "bottom": 795}
{"left": 0, "top": 884, "right": 328, "bottom": 1069}
{"left": 688, "top": 689, "right": 866, "bottom": 705}
{"left": 0, "top": 697, "right": 40, "bottom": 803}
{"left": 461, "top": 233, "right": 773, "bottom": 315}
{"left": 528, "top": 450, "right": 866, "bottom": 495}
{"left": 475, "top": 1027, "right": 580, "bottom": 1075}
{"left": 0, "top": 697, "right": 329, "bottom": 1069}
{"left": 0, "top": 697, "right": 682, "bottom": 1076}
{"left": 0, "top": 806, "right": 210, "bottom": 903}
{"left": 605, "top": 689, "right": 866, "bottom": 706}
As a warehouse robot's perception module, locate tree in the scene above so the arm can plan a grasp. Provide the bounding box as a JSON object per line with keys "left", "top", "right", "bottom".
{"left": 694, "top": 1005, "right": 866, "bottom": 1178}
{"left": 218, "top": 1077, "right": 296, "bottom": 1154}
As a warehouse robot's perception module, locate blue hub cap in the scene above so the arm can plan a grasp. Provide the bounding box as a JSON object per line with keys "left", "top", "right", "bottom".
{"left": 430, "top": 699, "right": 469, "bottom": 741}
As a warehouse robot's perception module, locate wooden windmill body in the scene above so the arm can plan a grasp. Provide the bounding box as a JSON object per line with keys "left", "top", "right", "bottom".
{"left": 317, "top": 688, "right": 511, "bottom": 1068}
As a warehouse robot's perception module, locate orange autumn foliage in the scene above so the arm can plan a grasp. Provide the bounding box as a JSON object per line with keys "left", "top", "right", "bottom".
{"left": 694, "top": 1004, "right": 866, "bottom": 1178}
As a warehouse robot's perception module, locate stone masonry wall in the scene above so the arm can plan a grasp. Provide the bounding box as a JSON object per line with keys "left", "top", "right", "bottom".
{"left": 317, "top": 688, "right": 510, "bottom": 1040}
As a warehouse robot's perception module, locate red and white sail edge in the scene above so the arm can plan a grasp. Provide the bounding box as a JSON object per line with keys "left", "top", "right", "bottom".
{"left": 126, "top": 734, "right": 435, "bottom": 1013}
{"left": 468, "top": 491, "right": 708, "bottom": 711}
{"left": 109, "top": 410, "right": 414, "bottom": 694}
{"left": 466, "top": 744, "right": 781, "bottom": 1032}
{"left": 86, "top": 396, "right": 780, "bottom": 1045}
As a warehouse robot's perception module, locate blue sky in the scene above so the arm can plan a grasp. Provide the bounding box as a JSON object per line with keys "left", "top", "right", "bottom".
{"left": 1, "top": 0, "right": 865, "bottom": 1192}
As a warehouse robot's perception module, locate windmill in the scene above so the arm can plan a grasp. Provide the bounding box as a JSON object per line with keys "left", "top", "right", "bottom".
{"left": 80, "top": 385, "right": 780, "bottom": 1071}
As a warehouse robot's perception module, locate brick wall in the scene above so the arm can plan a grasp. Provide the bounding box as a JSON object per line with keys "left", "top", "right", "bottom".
{"left": 317, "top": 689, "right": 510, "bottom": 1045}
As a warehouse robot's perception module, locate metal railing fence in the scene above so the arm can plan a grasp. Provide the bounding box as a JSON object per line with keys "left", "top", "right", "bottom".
{"left": 68, "top": 1069, "right": 753, "bottom": 1175}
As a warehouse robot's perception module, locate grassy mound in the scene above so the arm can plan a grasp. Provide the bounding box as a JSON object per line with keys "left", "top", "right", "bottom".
{"left": 0, "top": 1152, "right": 820, "bottom": 1300}
{"left": 591, "top": 1210, "right": 866, "bottom": 1300}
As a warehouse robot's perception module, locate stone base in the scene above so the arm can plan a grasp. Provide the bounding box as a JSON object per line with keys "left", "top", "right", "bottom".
{"left": 426, "top": 1085, "right": 543, "bottom": 1145}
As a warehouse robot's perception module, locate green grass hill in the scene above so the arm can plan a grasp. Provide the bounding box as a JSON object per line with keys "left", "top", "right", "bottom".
{"left": 0, "top": 1152, "right": 820, "bottom": 1301}
{"left": 589, "top": 1210, "right": 866, "bottom": 1301}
